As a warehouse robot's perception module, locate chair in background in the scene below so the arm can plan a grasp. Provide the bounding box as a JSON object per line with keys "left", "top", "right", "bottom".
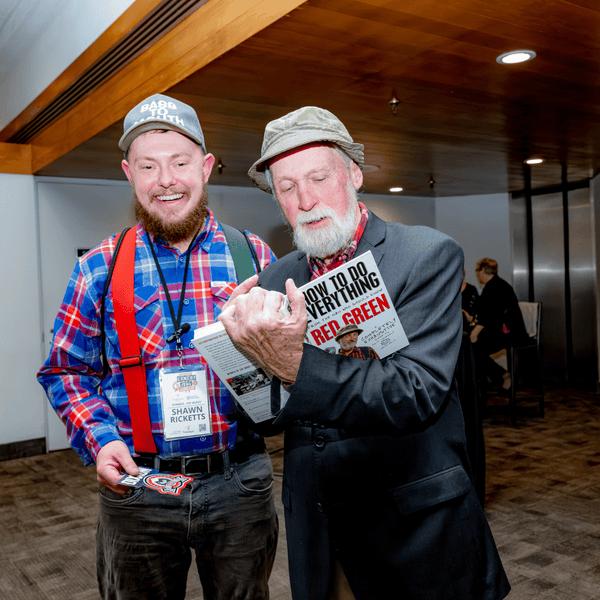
{"left": 507, "top": 301, "right": 544, "bottom": 425}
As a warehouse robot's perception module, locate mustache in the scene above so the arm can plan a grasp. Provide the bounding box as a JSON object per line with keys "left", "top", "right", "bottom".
{"left": 295, "top": 207, "right": 336, "bottom": 226}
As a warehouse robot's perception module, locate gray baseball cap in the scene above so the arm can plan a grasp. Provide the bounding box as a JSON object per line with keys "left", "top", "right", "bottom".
{"left": 119, "top": 93, "right": 207, "bottom": 154}
{"left": 248, "top": 106, "right": 364, "bottom": 193}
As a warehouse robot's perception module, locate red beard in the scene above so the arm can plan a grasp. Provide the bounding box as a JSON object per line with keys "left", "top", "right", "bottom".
{"left": 134, "top": 187, "right": 209, "bottom": 245}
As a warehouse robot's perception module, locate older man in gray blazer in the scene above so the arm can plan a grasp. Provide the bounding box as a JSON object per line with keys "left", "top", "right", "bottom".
{"left": 220, "top": 107, "right": 510, "bottom": 600}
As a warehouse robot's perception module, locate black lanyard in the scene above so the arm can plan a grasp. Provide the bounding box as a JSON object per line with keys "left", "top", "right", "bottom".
{"left": 146, "top": 232, "right": 197, "bottom": 358}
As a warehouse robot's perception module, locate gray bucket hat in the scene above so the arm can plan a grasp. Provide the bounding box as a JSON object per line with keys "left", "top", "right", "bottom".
{"left": 248, "top": 106, "right": 364, "bottom": 193}
{"left": 119, "top": 93, "right": 206, "bottom": 154}
{"left": 335, "top": 323, "right": 364, "bottom": 342}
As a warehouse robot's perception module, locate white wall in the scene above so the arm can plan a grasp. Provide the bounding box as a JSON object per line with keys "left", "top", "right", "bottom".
{"left": 37, "top": 178, "right": 134, "bottom": 450}
{"left": 361, "top": 193, "right": 435, "bottom": 228}
{"left": 37, "top": 178, "right": 134, "bottom": 330}
{"left": 209, "top": 186, "right": 294, "bottom": 258}
{"left": 0, "top": 174, "right": 45, "bottom": 445}
{"left": 435, "top": 193, "right": 512, "bottom": 289}
{"left": 0, "top": 0, "right": 136, "bottom": 130}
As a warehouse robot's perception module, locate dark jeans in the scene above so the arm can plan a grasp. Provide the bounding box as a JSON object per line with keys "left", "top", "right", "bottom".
{"left": 97, "top": 451, "right": 278, "bottom": 599}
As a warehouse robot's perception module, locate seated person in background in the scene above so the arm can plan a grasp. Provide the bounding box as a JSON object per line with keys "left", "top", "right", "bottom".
{"left": 461, "top": 269, "right": 479, "bottom": 332}
{"left": 470, "top": 258, "right": 529, "bottom": 389}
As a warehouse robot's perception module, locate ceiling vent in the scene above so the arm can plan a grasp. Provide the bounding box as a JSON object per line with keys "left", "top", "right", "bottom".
{"left": 9, "top": 0, "right": 209, "bottom": 144}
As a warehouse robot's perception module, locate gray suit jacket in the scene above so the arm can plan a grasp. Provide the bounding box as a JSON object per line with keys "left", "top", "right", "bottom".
{"left": 257, "top": 212, "right": 510, "bottom": 600}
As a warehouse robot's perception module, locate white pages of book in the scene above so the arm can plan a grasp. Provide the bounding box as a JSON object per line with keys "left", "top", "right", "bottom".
{"left": 191, "top": 323, "right": 276, "bottom": 423}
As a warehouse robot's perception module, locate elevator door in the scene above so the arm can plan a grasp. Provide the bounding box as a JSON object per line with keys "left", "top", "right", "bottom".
{"left": 510, "top": 185, "right": 597, "bottom": 388}
{"left": 568, "top": 187, "right": 597, "bottom": 387}
{"left": 530, "top": 192, "right": 567, "bottom": 382}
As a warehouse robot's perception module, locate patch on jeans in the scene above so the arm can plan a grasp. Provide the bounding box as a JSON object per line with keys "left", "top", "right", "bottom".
{"left": 143, "top": 473, "right": 194, "bottom": 495}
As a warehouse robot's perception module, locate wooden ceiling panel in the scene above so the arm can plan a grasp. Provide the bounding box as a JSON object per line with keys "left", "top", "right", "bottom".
{"left": 35, "top": 0, "right": 600, "bottom": 197}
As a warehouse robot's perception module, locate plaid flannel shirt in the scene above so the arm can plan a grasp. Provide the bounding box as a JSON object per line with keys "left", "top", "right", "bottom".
{"left": 38, "top": 209, "right": 275, "bottom": 466}
{"left": 337, "top": 346, "right": 380, "bottom": 360}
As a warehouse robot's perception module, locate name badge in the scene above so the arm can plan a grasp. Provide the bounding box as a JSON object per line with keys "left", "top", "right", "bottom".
{"left": 159, "top": 366, "right": 212, "bottom": 441}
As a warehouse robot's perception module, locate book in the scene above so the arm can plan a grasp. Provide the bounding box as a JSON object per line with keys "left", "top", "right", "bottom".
{"left": 192, "top": 251, "right": 408, "bottom": 422}
{"left": 291, "top": 250, "right": 408, "bottom": 357}
{"left": 191, "top": 321, "right": 276, "bottom": 423}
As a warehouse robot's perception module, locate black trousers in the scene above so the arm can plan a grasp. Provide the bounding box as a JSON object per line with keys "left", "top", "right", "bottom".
{"left": 473, "top": 331, "right": 507, "bottom": 387}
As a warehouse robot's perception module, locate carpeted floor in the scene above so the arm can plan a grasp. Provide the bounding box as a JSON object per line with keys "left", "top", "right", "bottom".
{"left": 483, "top": 387, "right": 600, "bottom": 599}
{"left": 0, "top": 386, "right": 599, "bottom": 599}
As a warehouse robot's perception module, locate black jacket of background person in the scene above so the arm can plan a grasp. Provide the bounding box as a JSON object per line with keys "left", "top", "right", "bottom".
{"left": 477, "top": 273, "right": 529, "bottom": 353}
{"left": 251, "top": 211, "right": 510, "bottom": 600}
{"left": 462, "top": 281, "right": 479, "bottom": 331}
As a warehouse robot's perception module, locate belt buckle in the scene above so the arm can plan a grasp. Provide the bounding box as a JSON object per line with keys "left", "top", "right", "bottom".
{"left": 180, "top": 454, "right": 211, "bottom": 475}
{"left": 137, "top": 453, "right": 160, "bottom": 470}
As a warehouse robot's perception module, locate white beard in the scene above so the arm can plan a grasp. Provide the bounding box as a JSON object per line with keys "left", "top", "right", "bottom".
{"left": 293, "top": 196, "right": 358, "bottom": 259}
{"left": 339, "top": 338, "right": 357, "bottom": 352}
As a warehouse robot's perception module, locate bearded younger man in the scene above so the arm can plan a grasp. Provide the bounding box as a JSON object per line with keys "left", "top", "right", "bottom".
{"left": 38, "top": 94, "right": 278, "bottom": 600}
{"left": 220, "top": 107, "right": 510, "bottom": 600}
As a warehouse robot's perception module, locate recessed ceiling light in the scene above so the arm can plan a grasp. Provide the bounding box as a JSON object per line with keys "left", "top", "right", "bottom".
{"left": 525, "top": 158, "right": 544, "bottom": 165}
{"left": 496, "top": 50, "right": 536, "bottom": 64}
{"left": 389, "top": 187, "right": 403, "bottom": 193}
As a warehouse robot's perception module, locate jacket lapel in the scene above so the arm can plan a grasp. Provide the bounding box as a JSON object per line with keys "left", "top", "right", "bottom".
{"left": 294, "top": 251, "right": 312, "bottom": 286}
{"left": 356, "top": 211, "right": 387, "bottom": 266}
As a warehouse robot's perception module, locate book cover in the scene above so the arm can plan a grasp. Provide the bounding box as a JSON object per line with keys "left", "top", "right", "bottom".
{"left": 296, "top": 251, "right": 408, "bottom": 358}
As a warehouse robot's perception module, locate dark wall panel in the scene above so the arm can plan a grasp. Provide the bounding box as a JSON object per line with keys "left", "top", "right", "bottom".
{"left": 511, "top": 184, "right": 597, "bottom": 387}
{"left": 531, "top": 192, "right": 568, "bottom": 382}
{"left": 568, "top": 187, "right": 598, "bottom": 388}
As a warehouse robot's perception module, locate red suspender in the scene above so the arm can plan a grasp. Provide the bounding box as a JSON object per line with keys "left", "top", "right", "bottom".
{"left": 111, "top": 228, "right": 158, "bottom": 454}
